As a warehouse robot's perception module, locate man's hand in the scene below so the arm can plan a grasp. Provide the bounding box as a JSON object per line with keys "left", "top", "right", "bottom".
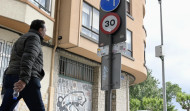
{"left": 13, "top": 80, "right": 26, "bottom": 92}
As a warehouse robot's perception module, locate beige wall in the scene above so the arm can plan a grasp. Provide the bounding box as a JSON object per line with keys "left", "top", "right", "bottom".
{"left": 0, "top": 0, "right": 26, "bottom": 22}
{"left": 58, "top": 0, "right": 80, "bottom": 48}
{"left": 0, "top": 29, "right": 20, "bottom": 42}
{"left": 25, "top": 5, "right": 54, "bottom": 37}
{"left": 84, "top": 0, "right": 101, "bottom": 9}
{"left": 58, "top": 0, "right": 147, "bottom": 84}
{"left": 41, "top": 46, "right": 53, "bottom": 110}
{"left": 0, "top": 0, "right": 55, "bottom": 39}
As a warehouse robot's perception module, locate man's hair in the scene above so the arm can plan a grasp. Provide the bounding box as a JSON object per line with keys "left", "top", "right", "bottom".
{"left": 30, "top": 19, "right": 45, "bottom": 31}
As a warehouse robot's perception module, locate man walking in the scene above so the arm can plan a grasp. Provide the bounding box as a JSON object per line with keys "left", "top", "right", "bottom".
{"left": 0, "top": 19, "right": 46, "bottom": 111}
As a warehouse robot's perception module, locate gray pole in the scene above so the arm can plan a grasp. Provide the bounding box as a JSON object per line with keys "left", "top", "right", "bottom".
{"left": 161, "top": 57, "right": 167, "bottom": 111}
{"left": 105, "top": 35, "right": 113, "bottom": 111}
{"left": 158, "top": 0, "right": 167, "bottom": 111}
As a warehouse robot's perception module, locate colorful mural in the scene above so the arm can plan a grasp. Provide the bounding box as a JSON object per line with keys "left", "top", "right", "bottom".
{"left": 56, "top": 77, "right": 92, "bottom": 111}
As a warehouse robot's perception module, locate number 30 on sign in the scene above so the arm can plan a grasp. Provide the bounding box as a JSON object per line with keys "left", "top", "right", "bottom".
{"left": 100, "top": 12, "right": 120, "bottom": 35}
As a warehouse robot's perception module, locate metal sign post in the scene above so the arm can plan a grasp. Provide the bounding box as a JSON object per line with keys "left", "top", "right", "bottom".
{"left": 101, "top": 53, "right": 121, "bottom": 90}
{"left": 106, "top": 35, "right": 113, "bottom": 111}
{"left": 99, "top": 0, "right": 126, "bottom": 111}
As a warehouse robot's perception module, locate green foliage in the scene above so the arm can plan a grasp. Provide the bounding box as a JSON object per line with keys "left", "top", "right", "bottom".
{"left": 130, "top": 69, "right": 162, "bottom": 110}
{"left": 142, "top": 97, "right": 163, "bottom": 111}
{"left": 176, "top": 92, "right": 190, "bottom": 110}
{"left": 130, "top": 69, "right": 180, "bottom": 111}
{"left": 165, "top": 82, "right": 181, "bottom": 111}
{"left": 130, "top": 69, "right": 161, "bottom": 100}
{"left": 167, "top": 103, "right": 178, "bottom": 111}
{"left": 164, "top": 82, "right": 182, "bottom": 102}
{"left": 130, "top": 98, "right": 141, "bottom": 111}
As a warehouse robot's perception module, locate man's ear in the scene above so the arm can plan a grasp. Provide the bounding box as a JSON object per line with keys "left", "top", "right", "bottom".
{"left": 39, "top": 28, "right": 43, "bottom": 35}
{"left": 39, "top": 28, "right": 43, "bottom": 33}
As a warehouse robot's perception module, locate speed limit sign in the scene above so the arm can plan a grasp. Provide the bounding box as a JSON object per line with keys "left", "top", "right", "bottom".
{"left": 100, "top": 13, "right": 120, "bottom": 34}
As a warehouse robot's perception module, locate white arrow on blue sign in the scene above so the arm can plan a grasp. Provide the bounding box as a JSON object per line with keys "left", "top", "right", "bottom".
{"left": 100, "top": 0, "right": 120, "bottom": 12}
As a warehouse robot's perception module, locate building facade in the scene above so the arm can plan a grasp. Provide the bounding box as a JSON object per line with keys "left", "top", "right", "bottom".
{"left": 0, "top": 0, "right": 147, "bottom": 111}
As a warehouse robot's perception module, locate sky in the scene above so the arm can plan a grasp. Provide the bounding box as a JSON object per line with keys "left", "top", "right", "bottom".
{"left": 144, "top": 0, "right": 190, "bottom": 110}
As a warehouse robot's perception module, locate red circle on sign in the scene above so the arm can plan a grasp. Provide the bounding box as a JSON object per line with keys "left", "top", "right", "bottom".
{"left": 100, "top": 12, "right": 120, "bottom": 34}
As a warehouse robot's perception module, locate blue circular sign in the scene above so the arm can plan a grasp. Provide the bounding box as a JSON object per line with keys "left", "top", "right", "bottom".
{"left": 100, "top": 0, "right": 120, "bottom": 12}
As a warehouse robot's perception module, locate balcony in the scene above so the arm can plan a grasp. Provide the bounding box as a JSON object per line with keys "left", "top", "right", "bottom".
{"left": 0, "top": 0, "right": 55, "bottom": 40}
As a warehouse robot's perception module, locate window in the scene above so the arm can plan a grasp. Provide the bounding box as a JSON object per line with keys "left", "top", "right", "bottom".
{"left": 126, "top": 0, "right": 131, "bottom": 14}
{"left": 125, "top": 29, "right": 132, "bottom": 57}
{"left": 81, "top": 2, "right": 99, "bottom": 42}
{"left": 144, "top": 41, "right": 146, "bottom": 65}
{"left": 0, "top": 41, "right": 13, "bottom": 84}
{"left": 59, "top": 56, "right": 94, "bottom": 83}
{"left": 29, "top": 0, "right": 51, "bottom": 14}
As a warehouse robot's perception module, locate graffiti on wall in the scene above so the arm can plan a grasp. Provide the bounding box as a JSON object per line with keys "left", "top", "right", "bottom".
{"left": 56, "top": 77, "right": 92, "bottom": 111}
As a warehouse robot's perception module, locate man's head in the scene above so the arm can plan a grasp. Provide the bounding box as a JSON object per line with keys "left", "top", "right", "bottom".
{"left": 30, "top": 19, "right": 46, "bottom": 37}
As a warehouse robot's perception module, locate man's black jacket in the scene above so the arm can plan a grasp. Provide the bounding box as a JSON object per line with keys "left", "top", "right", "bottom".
{"left": 6, "top": 29, "right": 45, "bottom": 84}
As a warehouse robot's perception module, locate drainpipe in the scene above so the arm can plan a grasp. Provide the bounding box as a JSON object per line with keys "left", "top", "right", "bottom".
{"left": 77, "top": 0, "right": 82, "bottom": 46}
{"left": 48, "top": 0, "right": 60, "bottom": 110}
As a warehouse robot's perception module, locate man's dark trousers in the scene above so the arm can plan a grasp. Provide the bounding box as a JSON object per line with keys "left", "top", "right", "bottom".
{"left": 0, "top": 75, "right": 45, "bottom": 111}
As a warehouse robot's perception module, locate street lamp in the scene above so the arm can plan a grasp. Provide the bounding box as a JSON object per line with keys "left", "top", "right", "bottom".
{"left": 155, "top": 0, "right": 167, "bottom": 111}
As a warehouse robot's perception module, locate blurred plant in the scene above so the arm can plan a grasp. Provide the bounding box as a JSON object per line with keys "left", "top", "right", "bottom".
{"left": 176, "top": 92, "right": 190, "bottom": 111}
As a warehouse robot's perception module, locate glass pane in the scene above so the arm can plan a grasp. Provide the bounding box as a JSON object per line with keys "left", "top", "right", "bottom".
{"left": 82, "top": 2, "right": 92, "bottom": 29}
{"left": 29, "top": 0, "right": 38, "bottom": 6}
{"left": 92, "top": 32, "right": 99, "bottom": 41}
{"left": 0, "top": 42, "right": 12, "bottom": 84}
{"left": 81, "top": 27, "right": 92, "bottom": 37}
{"left": 8, "top": 45, "right": 12, "bottom": 56}
{"left": 33, "top": 0, "right": 45, "bottom": 7}
{"left": 92, "top": 8, "right": 99, "bottom": 33}
{"left": 126, "top": 50, "right": 132, "bottom": 57}
{"left": 126, "top": 30, "right": 132, "bottom": 50}
{"left": 126, "top": 1, "right": 130, "bottom": 14}
{"left": 45, "top": 0, "right": 51, "bottom": 11}
{"left": 29, "top": 0, "right": 51, "bottom": 13}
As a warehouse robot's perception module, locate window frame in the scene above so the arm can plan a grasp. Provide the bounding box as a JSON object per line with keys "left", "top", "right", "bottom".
{"left": 126, "top": 29, "right": 133, "bottom": 57}
{"left": 59, "top": 56, "right": 94, "bottom": 83}
{"left": 144, "top": 41, "right": 146, "bottom": 66}
{"left": 81, "top": 2, "right": 99, "bottom": 43}
{"left": 122, "top": 29, "right": 134, "bottom": 60}
{"left": 126, "top": 0, "right": 131, "bottom": 15}
{"left": 29, "top": 0, "right": 52, "bottom": 15}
